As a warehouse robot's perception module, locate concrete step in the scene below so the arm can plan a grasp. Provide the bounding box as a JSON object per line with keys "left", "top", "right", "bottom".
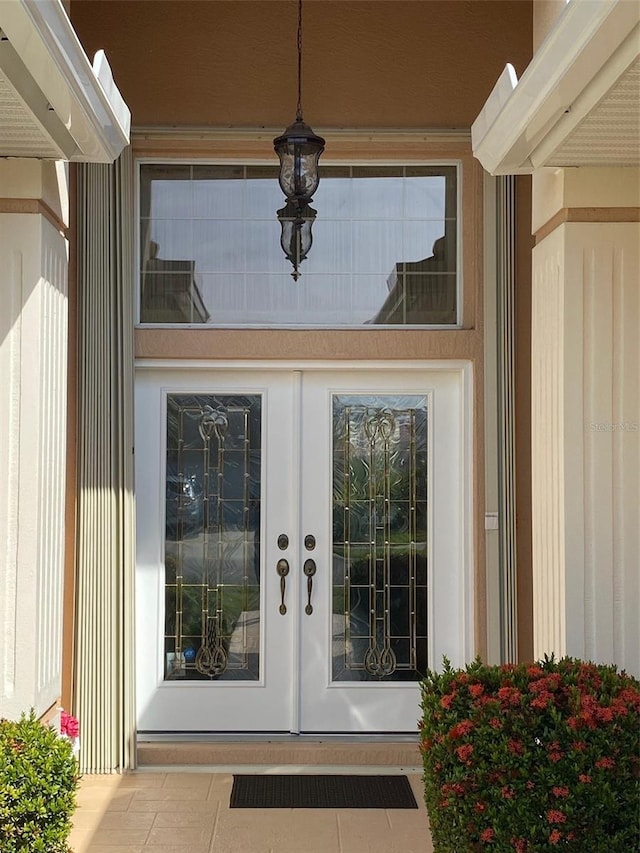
{"left": 137, "top": 739, "right": 422, "bottom": 768}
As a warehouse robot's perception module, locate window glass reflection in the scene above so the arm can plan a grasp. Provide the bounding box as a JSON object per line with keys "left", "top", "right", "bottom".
{"left": 139, "top": 165, "right": 457, "bottom": 326}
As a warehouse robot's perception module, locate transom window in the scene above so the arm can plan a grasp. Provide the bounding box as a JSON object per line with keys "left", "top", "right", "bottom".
{"left": 138, "top": 163, "right": 458, "bottom": 327}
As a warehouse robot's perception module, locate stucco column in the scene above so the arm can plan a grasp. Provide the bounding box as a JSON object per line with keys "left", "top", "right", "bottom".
{"left": 0, "top": 160, "right": 69, "bottom": 718}
{"left": 531, "top": 167, "right": 639, "bottom": 675}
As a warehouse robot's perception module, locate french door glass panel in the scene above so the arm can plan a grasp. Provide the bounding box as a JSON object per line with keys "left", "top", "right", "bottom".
{"left": 164, "top": 394, "right": 261, "bottom": 682}
{"left": 332, "top": 395, "right": 428, "bottom": 682}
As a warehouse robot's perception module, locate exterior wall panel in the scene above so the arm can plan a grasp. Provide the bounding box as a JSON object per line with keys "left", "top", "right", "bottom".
{"left": 0, "top": 230, "right": 24, "bottom": 709}
{"left": 0, "top": 210, "right": 68, "bottom": 718}
{"left": 532, "top": 222, "right": 640, "bottom": 675}
{"left": 36, "top": 230, "right": 68, "bottom": 709}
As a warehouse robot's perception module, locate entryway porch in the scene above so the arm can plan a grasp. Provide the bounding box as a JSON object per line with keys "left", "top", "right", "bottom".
{"left": 70, "top": 741, "right": 432, "bottom": 853}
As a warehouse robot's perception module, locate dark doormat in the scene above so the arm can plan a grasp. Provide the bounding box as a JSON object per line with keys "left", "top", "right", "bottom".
{"left": 230, "top": 774, "right": 419, "bottom": 809}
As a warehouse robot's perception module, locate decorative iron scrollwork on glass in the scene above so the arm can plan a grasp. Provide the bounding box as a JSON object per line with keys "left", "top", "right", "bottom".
{"left": 364, "top": 645, "right": 396, "bottom": 677}
{"left": 195, "top": 618, "right": 228, "bottom": 676}
{"left": 198, "top": 405, "right": 229, "bottom": 443}
{"left": 164, "top": 394, "right": 261, "bottom": 682}
{"left": 363, "top": 407, "right": 395, "bottom": 442}
{"left": 332, "top": 395, "right": 428, "bottom": 682}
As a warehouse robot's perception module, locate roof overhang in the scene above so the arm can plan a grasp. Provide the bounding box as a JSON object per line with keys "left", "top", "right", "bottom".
{"left": 472, "top": 0, "right": 640, "bottom": 174}
{"left": 0, "top": 0, "right": 130, "bottom": 162}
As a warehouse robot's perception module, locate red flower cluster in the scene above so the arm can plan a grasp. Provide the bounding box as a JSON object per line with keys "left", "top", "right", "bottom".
{"left": 60, "top": 711, "right": 80, "bottom": 739}
{"left": 449, "top": 719, "right": 474, "bottom": 739}
{"left": 456, "top": 743, "right": 474, "bottom": 764}
{"left": 498, "top": 686, "right": 522, "bottom": 707}
{"left": 442, "top": 781, "right": 466, "bottom": 797}
{"left": 440, "top": 692, "right": 456, "bottom": 709}
{"left": 529, "top": 674, "right": 561, "bottom": 694}
{"left": 546, "top": 741, "right": 563, "bottom": 763}
{"left": 546, "top": 809, "right": 567, "bottom": 824}
{"left": 567, "top": 685, "right": 640, "bottom": 730}
{"left": 508, "top": 738, "right": 524, "bottom": 755}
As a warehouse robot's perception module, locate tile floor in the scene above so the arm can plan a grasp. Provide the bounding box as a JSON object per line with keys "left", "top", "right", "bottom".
{"left": 70, "top": 770, "right": 434, "bottom": 853}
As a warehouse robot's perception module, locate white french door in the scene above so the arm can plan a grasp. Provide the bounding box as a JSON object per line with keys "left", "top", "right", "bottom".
{"left": 135, "top": 364, "right": 471, "bottom": 733}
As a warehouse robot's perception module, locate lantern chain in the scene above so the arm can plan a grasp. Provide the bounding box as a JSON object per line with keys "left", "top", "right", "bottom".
{"left": 296, "top": 0, "right": 303, "bottom": 121}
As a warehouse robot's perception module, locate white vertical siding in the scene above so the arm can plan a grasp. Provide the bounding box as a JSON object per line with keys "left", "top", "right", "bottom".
{"left": 35, "top": 230, "right": 68, "bottom": 708}
{"left": 575, "top": 226, "right": 639, "bottom": 673}
{"left": 496, "top": 176, "right": 519, "bottom": 661}
{"left": 0, "top": 240, "right": 24, "bottom": 707}
{"left": 532, "top": 222, "right": 640, "bottom": 676}
{"left": 531, "top": 227, "right": 567, "bottom": 660}
{"left": 74, "top": 148, "right": 136, "bottom": 773}
{"left": 0, "top": 213, "right": 68, "bottom": 718}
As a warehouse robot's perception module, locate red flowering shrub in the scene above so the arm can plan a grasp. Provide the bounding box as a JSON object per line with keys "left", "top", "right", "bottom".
{"left": 420, "top": 656, "right": 640, "bottom": 852}
{"left": 0, "top": 711, "right": 78, "bottom": 851}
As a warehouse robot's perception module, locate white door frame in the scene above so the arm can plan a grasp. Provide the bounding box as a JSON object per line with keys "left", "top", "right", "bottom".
{"left": 134, "top": 358, "right": 475, "bottom": 733}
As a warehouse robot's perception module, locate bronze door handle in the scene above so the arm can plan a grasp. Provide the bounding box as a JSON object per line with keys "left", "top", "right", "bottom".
{"left": 277, "top": 558, "right": 289, "bottom": 614}
{"left": 304, "top": 558, "right": 316, "bottom": 614}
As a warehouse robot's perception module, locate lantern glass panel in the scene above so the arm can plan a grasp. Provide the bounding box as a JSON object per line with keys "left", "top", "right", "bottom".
{"left": 277, "top": 141, "right": 322, "bottom": 201}
{"left": 278, "top": 203, "right": 316, "bottom": 269}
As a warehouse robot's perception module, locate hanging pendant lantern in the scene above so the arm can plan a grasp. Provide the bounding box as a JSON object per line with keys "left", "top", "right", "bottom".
{"left": 274, "top": 0, "right": 324, "bottom": 279}
{"left": 277, "top": 201, "right": 317, "bottom": 281}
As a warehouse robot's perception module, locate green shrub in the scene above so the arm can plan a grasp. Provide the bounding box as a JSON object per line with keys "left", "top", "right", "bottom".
{"left": 0, "top": 711, "right": 78, "bottom": 853}
{"left": 420, "top": 657, "right": 640, "bottom": 852}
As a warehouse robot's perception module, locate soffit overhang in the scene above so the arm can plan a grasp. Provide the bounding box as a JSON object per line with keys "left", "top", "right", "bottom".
{"left": 471, "top": 0, "right": 640, "bottom": 175}
{"left": 0, "top": 0, "right": 130, "bottom": 163}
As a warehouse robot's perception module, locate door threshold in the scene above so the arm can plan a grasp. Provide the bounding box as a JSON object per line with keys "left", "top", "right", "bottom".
{"left": 137, "top": 732, "right": 418, "bottom": 743}
{"left": 136, "top": 736, "right": 422, "bottom": 769}
{"left": 135, "top": 763, "right": 423, "bottom": 775}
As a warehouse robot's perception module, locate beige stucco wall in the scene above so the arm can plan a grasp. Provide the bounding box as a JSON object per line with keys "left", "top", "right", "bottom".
{"left": 533, "top": 167, "right": 640, "bottom": 234}
{"left": 71, "top": 0, "right": 532, "bottom": 130}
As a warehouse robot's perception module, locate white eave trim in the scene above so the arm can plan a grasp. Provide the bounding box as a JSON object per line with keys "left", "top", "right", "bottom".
{"left": 471, "top": 0, "right": 640, "bottom": 175}
{"left": 0, "top": 0, "right": 130, "bottom": 162}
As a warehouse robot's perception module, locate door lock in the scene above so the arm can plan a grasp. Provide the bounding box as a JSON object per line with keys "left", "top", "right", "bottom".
{"left": 277, "top": 533, "right": 289, "bottom": 550}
